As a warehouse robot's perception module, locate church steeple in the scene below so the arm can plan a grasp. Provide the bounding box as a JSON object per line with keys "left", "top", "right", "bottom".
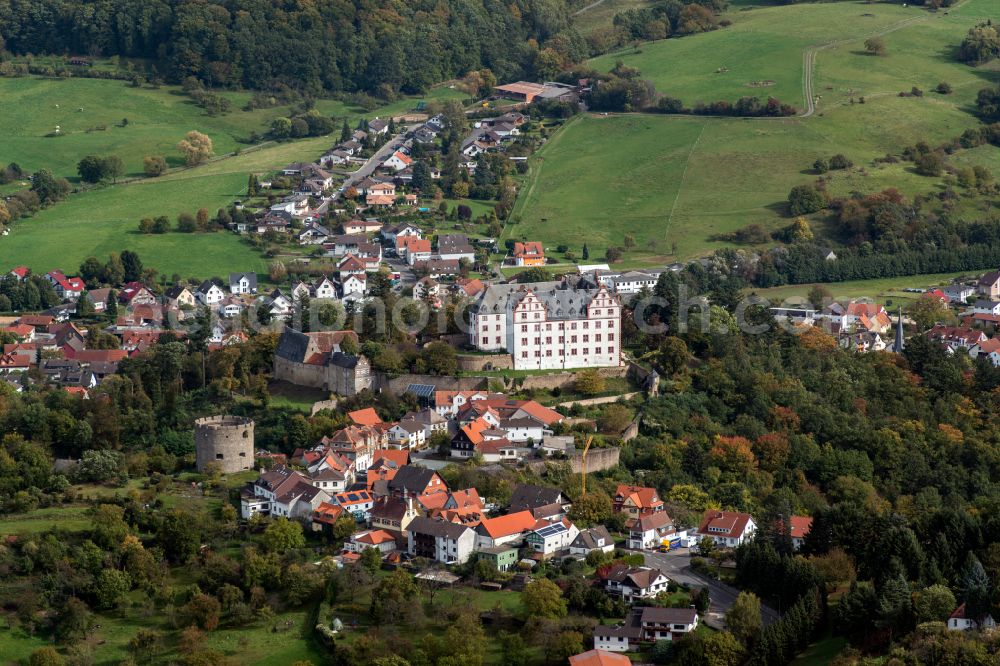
{"left": 892, "top": 306, "right": 905, "bottom": 353}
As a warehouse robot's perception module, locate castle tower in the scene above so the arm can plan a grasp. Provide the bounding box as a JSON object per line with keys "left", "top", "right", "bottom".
{"left": 194, "top": 415, "right": 255, "bottom": 474}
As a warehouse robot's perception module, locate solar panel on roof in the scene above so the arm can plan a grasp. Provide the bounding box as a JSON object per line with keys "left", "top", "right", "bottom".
{"left": 406, "top": 383, "right": 436, "bottom": 398}
{"left": 347, "top": 493, "right": 359, "bottom": 501}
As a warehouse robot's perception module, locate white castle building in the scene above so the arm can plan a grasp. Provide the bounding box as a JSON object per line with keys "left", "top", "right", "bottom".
{"left": 469, "top": 281, "right": 622, "bottom": 370}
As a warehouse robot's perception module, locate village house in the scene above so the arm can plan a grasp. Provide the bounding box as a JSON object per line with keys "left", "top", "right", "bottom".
{"left": 437, "top": 234, "right": 476, "bottom": 263}
{"left": 229, "top": 273, "right": 258, "bottom": 295}
{"left": 613, "top": 484, "right": 665, "bottom": 520}
{"left": 594, "top": 607, "right": 699, "bottom": 653}
{"left": 344, "top": 529, "right": 398, "bottom": 556}
{"left": 387, "top": 465, "right": 448, "bottom": 502}
{"left": 476, "top": 545, "right": 519, "bottom": 572}
{"left": 925, "top": 325, "right": 988, "bottom": 352}
{"left": 509, "top": 483, "right": 570, "bottom": 513}
{"left": 45, "top": 271, "right": 85, "bottom": 301}
{"left": 569, "top": 650, "right": 633, "bottom": 666}
{"left": 382, "top": 150, "right": 413, "bottom": 172}
{"left": 406, "top": 516, "right": 476, "bottom": 565}
{"left": 525, "top": 517, "right": 580, "bottom": 557}
{"left": 387, "top": 419, "right": 427, "bottom": 450}
{"left": 370, "top": 496, "right": 420, "bottom": 533}
{"left": 164, "top": 286, "right": 196, "bottom": 309}
{"left": 342, "top": 219, "right": 383, "bottom": 235}
{"left": 696, "top": 510, "right": 757, "bottom": 548}
{"left": 948, "top": 603, "right": 997, "bottom": 632}
{"left": 474, "top": 510, "right": 537, "bottom": 550}
{"left": 604, "top": 565, "right": 670, "bottom": 601}
{"left": 332, "top": 490, "right": 374, "bottom": 522}
{"left": 240, "top": 465, "right": 331, "bottom": 520}
{"left": 971, "top": 338, "right": 1000, "bottom": 366}
{"left": 978, "top": 271, "right": 1000, "bottom": 299}
{"left": 627, "top": 512, "right": 680, "bottom": 550}
{"left": 196, "top": 280, "right": 226, "bottom": 307}
{"left": 512, "top": 241, "right": 545, "bottom": 267}
{"left": 570, "top": 526, "right": 616, "bottom": 557}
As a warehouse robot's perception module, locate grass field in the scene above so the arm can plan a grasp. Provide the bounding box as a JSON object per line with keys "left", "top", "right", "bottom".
{"left": 0, "top": 506, "right": 91, "bottom": 535}
{"left": 511, "top": 0, "right": 1000, "bottom": 265}
{"left": 0, "top": 137, "right": 340, "bottom": 277}
{"left": 0, "top": 79, "right": 465, "bottom": 278}
{"left": 589, "top": 2, "right": 920, "bottom": 107}
{"left": 0, "top": 77, "right": 323, "bottom": 182}
{"left": 752, "top": 271, "right": 975, "bottom": 307}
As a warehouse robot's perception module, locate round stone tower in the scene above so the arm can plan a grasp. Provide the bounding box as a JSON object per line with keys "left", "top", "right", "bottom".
{"left": 194, "top": 415, "right": 255, "bottom": 474}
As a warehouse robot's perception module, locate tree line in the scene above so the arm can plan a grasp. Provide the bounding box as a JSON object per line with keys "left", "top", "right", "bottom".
{"left": 0, "top": 0, "right": 580, "bottom": 96}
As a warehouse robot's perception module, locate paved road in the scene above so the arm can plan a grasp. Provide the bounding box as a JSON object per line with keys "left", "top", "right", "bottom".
{"left": 640, "top": 549, "right": 779, "bottom": 629}
{"left": 341, "top": 124, "right": 419, "bottom": 192}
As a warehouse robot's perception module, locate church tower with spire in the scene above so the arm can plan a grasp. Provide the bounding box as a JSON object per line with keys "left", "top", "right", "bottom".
{"left": 891, "top": 306, "right": 905, "bottom": 353}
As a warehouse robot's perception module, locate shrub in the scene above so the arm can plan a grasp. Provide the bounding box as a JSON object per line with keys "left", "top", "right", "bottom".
{"left": 829, "top": 154, "right": 853, "bottom": 170}
{"left": 787, "top": 184, "right": 826, "bottom": 215}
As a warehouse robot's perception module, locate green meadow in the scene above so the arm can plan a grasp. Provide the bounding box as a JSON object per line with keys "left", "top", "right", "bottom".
{"left": 0, "top": 78, "right": 465, "bottom": 277}
{"left": 0, "top": 137, "right": 338, "bottom": 277}
{"left": 512, "top": 0, "right": 1000, "bottom": 264}
{"left": 0, "top": 77, "right": 306, "bottom": 181}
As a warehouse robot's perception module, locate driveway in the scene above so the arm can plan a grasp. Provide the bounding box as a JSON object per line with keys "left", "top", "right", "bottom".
{"left": 640, "top": 549, "right": 780, "bottom": 628}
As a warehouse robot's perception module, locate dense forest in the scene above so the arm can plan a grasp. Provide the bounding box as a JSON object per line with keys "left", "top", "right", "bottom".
{"left": 0, "top": 0, "right": 586, "bottom": 95}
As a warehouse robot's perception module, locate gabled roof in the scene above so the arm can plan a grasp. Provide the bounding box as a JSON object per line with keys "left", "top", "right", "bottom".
{"left": 371, "top": 449, "right": 410, "bottom": 470}
{"left": 615, "top": 484, "right": 662, "bottom": 510}
{"left": 387, "top": 465, "right": 440, "bottom": 495}
{"left": 568, "top": 649, "right": 632, "bottom": 666}
{"left": 571, "top": 525, "right": 613, "bottom": 550}
{"left": 348, "top": 407, "right": 381, "bottom": 426}
{"left": 634, "top": 511, "right": 673, "bottom": 533}
{"left": 698, "top": 510, "right": 754, "bottom": 538}
{"left": 407, "top": 516, "right": 472, "bottom": 540}
{"left": 355, "top": 529, "right": 397, "bottom": 545}
{"left": 513, "top": 241, "right": 544, "bottom": 258}
{"left": 509, "top": 484, "right": 564, "bottom": 511}
{"left": 476, "top": 510, "right": 537, "bottom": 539}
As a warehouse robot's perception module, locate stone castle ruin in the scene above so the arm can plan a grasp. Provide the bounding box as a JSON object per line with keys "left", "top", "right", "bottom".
{"left": 194, "top": 415, "right": 255, "bottom": 474}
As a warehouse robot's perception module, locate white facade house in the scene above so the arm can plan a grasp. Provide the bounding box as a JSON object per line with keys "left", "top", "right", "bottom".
{"left": 525, "top": 519, "right": 579, "bottom": 556}
{"left": 696, "top": 511, "right": 757, "bottom": 548}
{"left": 499, "top": 417, "right": 546, "bottom": 443}
{"left": 229, "top": 272, "right": 258, "bottom": 295}
{"left": 595, "top": 607, "right": 699, "bottom": 653}
{"left": 197, "top": 281, "right": 227, "bottom": 307}
{"left": 948, "top": 604, "right": 997, "bottom": 632}
{"left": 406, "top": 517, "right": 476, "bottom": 565}
{"left": 470, "top": 282, "right": 622, "bottom": 371}
{"left": 605, "top": 566, "right": 671, "bottom": 601}
{"left": 341, "top": 274, "right": 367, "bottom": 300}
{"left": 313, "top": 277, "right": 338, "bottom": 300}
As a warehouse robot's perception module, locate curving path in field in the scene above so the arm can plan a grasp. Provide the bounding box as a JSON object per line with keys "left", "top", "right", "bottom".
{"left": 573, "top": 0, "right": 608, "bottom": 16}
{"left": 798, "top": 6, "right": 962, "bottom": 117}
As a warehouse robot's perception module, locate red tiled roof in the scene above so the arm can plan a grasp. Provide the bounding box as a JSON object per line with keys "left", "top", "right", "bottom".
{"left": 478, "top": 510, "right": 536, "bottom": 539}
{"left": 513, "top": 241, "right": 544, "bottom": 258}
{"left": 569, "top": 649, "right": 632, "bottom": 666}
{"left": 348, "top": 408, "right": 381, "bottom": 426}
{"left": 698, "top": 510, "right": 753, "bottom": 539}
